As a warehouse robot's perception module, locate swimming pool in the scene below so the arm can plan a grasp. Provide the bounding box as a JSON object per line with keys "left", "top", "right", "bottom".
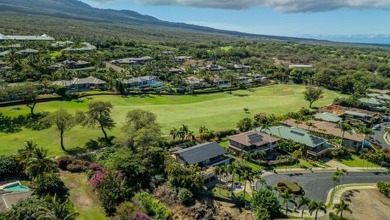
{"left": 3, "top": 183, "right": 30, "bottom": 192}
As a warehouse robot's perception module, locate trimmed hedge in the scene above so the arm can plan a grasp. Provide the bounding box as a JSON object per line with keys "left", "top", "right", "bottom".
{"left": 276, "top": 179, "right": 303, "bottom": 195}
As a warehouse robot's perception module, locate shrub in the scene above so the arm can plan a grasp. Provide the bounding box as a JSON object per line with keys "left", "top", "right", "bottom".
{"left": 213, "top": 129, "right": 237, "bottom": 138}
{"left": 133, "top": 192, "right": 171, "bottom": 220}
{"left": 56, "top": 156, "right": 73, "bottom": 170}
{"left": 276, "top": 180, "right": 303, "bottom": 195}
{"left": 116, "top": 201, "right": 142, "bottom": 220}
{"left": 66, "top": 160, "right": 90, "bottom": 173}
{"left": 377, "top": 182, "right": 390, "bottom": 197}
{"left": 177, "top": 188, "right": 194, "bottom": 206}
{"left": 0, "top": 155, "right": 23, "bottom": 180}
{"left": 32, "top": 173, "right": 66, "bottom": 196}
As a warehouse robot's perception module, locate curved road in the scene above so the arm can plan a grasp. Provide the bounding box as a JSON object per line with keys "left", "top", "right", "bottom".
{"left": 372, "top": 122, "right": 390, "bottom": 148}
{"left": 259, "top": 172, "right": 390, "bottom": 202}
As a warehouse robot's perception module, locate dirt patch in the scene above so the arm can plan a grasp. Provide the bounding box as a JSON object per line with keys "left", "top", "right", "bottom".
{"left": 60, "top": 171, "right": 94, "bottom": 209}
{"left": 342, "top": 189, "right": 390, "bottom": 220}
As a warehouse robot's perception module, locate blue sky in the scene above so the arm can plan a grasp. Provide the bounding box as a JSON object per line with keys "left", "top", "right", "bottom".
{"left": 81, "top": 0, "right": 390, "bottom": 38}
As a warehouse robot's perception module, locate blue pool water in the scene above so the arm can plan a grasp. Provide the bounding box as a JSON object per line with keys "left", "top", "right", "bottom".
{"left": 3, "top": 183, "right": 30, "bottom": 192}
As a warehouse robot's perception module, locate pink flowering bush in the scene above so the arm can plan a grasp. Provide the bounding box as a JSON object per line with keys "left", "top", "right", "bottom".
{"left": 90, "top": 170, "right": 104, "bottom": 187}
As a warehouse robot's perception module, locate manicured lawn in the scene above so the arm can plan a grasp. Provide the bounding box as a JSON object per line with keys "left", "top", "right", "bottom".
{"left": 339, "top": 155, "right": 377, "bottom": 167}
{"left": 274, "top": 159, "right": 315, "bottom": 170}
{"left": 0, "top": 84, "right": 343, "bottom": 156}
{"left": 60, "top": 171, "right": 107, "bottom": 220}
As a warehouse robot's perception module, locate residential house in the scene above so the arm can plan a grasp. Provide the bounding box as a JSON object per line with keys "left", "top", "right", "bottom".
{"left": 17, "top": 49, "right": 38, "bottom": 55}
{"left": 111, "top": 56, "right": 153, "bottom": 65}
{"left": 314, "top": 112, "right": 342, "bottom": 123}
{"left": 367, "top": 93, "right": 390, "bottom": 102}
{"left": 51, "top": 41, "right": 74, "bottom": 48}
{"left": 175, "top": 56, "right": 191, "bottom": 62}
{"left": 213, "top": 78, "right": 230, "bottom": 88}
{"left": 358, "top": 97, "right": 386, "bottom": 109}
{"left": 186, "top": 77, "right": 211, "bottom": 88}
{"left": 0, "top": 61, "right": 6, "bottom": 67}
{"left": 247, "top": 73, "right": 268, "bottom": 83}
{"left": 171, "top": 142, "right": 230, "bottom": 188}
{"left": 0, "top": 33, "right": 54, "bottom": 41}
{"left": 234, "top": 63, "right": 250, "bottom": 70}
{"left": 63, "top": 42, "right": 96, "bottom": 52}
{"left": 122, "top": 76, "right": 162, "bottom": 88}
{"left": 257, "top": 126, "right": 336, "bottom": 158}
{"left": 237, "top": 76, "right": 251, "bottom": 84}
{"left": 227, "top": 130, "right": 279, "bottom": 155}
{"left": 207, "top": 64, "right": 224, "bottom": 71}
{"left": 319, "top": 105, "right": 380, "bottom": 125}
{"left": 63, "top": 60, "right": 92, "bottom": 69}
{"left": 288, "top": 64, "right": 313, "bottom": 68}
{"left": 0, "top": 51, "right": 10, "bottom": 57}
{"left": 169, "top": 67, "right": 185, "bottom": 74}
{"left": 162, "top": 50, "right": 175, "bottom": 55}
{"left": 52, "top": 76, "right": 107, "bottom": 91}
{"left": 282, "top": 119, "right": 364, "bottom": 148}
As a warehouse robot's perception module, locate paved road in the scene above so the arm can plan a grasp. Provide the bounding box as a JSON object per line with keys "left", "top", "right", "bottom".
{"left": 371, "top": 122, "right": 390, "bottom": 148}
{"left": 259, "top": 172, "right": 390, "bottom": 202}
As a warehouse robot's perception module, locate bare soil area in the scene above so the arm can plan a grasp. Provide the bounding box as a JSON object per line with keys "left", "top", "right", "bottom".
{"left": 343, "top": 189, "right": 390, "bottom": 220}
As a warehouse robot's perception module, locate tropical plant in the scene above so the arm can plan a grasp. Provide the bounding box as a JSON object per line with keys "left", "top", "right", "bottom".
{"left": 77, "top": 101, "right": 115, "bottom": 143}
{"left": 25, "top": 147, "right": 58, "bottom": 178}
{"left": 333, "top": 199, "right": 352, "bottom": 218}
{"left": 297, "top": 196, "right": 312, "bottom": 218}
{"left": 308, "top": 200, "right": 327, "bottom": 220}
{"left": 251, "top": 188, "right": 282, "bottom": 219}
{"left": 33, "top": 195, "right": 78, "bottom": 220}
{"left": 279, "top": 191, "right": 297, "bottom": 216}
{"left": 303, "top": 86, "right": 323, "bottom": 108}
{"left": 43, "top": 109, "right": 76, "bottom": 151}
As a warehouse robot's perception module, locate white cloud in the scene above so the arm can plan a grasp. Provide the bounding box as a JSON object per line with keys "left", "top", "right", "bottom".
{"left": 89, "top": 0, "right": 390, "bottom": 12}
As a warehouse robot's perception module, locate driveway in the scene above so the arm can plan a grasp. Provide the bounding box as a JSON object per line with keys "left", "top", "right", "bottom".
{"left": 371, "top": 122, "right": 390, "bottom": 148}
{"left": 259, "top": 172, "right": 390, "bottom": 202}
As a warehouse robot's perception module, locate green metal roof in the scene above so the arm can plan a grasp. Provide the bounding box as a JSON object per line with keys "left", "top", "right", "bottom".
{"left": 256, "top": 126, "right": 327, "bottom": 148}
{"left": 314, "top": 112, "right": 342, "bottom": 123}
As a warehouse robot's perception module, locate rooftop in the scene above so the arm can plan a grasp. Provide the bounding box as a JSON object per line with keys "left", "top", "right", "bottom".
{"left": 282, "top": 119, "right": 364, "bottom": 142}
{"left": 289, "top": 64, "right": 313, "bottom": 68}
{"left": 172, "top": 142, "right": 226, "bottom": 165}
{"left": 314, "top": 112, "right": 343, "bottom": 123}
{"left": 0, "top": 33, "right": 54, "bottom": 41}
{"left": 257, "top": 125, "right": 327, "bottom": 148}
{"left": 228, "top": 130, "right": 279, "bottom": 147}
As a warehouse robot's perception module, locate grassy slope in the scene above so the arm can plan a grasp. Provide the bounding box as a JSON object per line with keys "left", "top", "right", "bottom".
{"left": 60, "top": 171, "right": 107, "bottom": 220}
{"left": 339, "top": 155, "right": 377, "bottom": 167}
{"left": 0, "top": 84, "right": 343, "bottom": 156}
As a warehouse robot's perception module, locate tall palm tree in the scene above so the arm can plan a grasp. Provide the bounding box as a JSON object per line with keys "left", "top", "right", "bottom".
{"left": 227, "top": 163, "right": 238, "bottom": 190}
{"left": 333, "top": 199, "right": 352, "bottom": 218}
{"left": 279, "top": 191, "right": 297, "bottom": 216}
{"left": 340, "top": 123, "right": 351, "bottom": 146}
{"left": 308, "top": 200, "right": 327, "bottom": 220}
{"left": 360, "top": 127, "right": 374, "bottom": 152}
{"left": 169, "top": 128, "right": 178, "bottom": 141}
{"left": 241, "top": 168, "right": 254, "bottom": 200}
{"left": 297, "top": 196, "right": 312, "bottom": 218}
{"left": 17, "top": 140, "right": 38, "bottom": 166}
{"left": 25, "top": 147, "right": 58, "bottom": 178}
{"left": 33, "top": 195, "right": 79, "bottom": 220}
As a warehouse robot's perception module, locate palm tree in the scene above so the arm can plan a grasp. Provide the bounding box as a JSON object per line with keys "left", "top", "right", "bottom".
{"left": 185, "top": 130, "right": 195, "bottom": 141}
{"left": 340, "top": 123, "right": 351, "bottom": 146}
{"left": 214, "top": 166, "right": 225, "bottom": 181}
{"left": 333, "top": 199, "right": 352, "bottom": 218}
{"left": 360, "top": 127, "right": 374, "bottom": 152}
{"left": 308, "top": 200, "right": 327, "bottom": 220}
{"left": 241, "top": 168, "right": 255, "bottom": 200}
{"left": 17, "top": 140, "right": 38, "bottom": 166}
{"left": 169, "top": 128, "right": 178, "bottom": 141}
{"left": 297, "top": 196, "right": 312, "bottom": 218}
{"left": 25, "top": 147, "right": 58, "bottom": 178}
{"left": 332, "top": 173, "right": 341, "bottom": 189}
{"left": 227, "top": 163, "right": 238, "bottom": 190}
{"left": 279, "top": 191, "right": 297, "bottom": 216}
{"left": 33, "top": 195, "right": 79, "bottom": 220}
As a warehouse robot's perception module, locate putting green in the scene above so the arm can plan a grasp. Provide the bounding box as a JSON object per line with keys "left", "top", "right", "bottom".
{"left": 0, "top": 84, "right": 343, "bottom": 156}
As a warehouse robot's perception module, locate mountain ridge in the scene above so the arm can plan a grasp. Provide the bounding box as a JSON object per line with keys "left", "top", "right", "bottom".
{"left": 0, "top": 0, "right": 388, "bottom": 46}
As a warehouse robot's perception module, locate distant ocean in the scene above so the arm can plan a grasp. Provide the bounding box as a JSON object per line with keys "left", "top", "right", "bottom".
{"left": 300, "top": 35, "right": 390, "bottom": 45}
